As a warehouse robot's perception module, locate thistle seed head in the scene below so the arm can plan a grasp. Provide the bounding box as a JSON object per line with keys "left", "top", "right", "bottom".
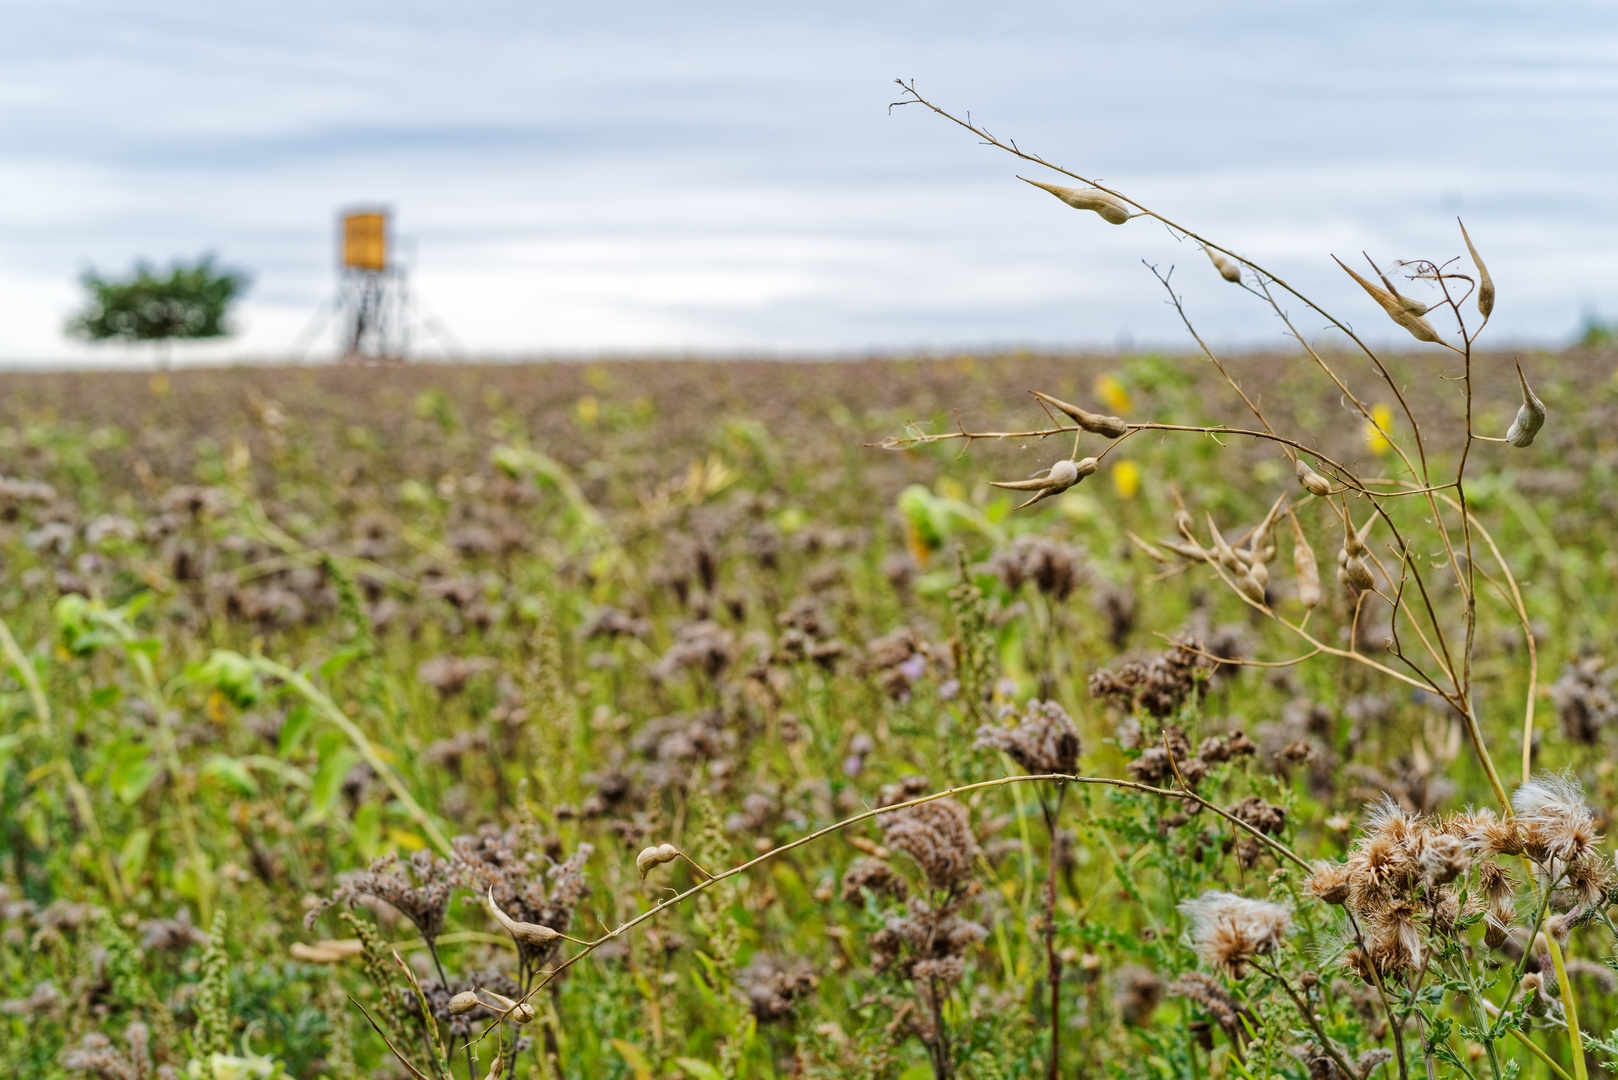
{"left": 1177, "top": 891, "right": 1292, "bottom": 979}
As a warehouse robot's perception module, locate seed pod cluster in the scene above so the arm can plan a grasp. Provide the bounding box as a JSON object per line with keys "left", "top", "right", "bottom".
{"left": 1020, "top": 177, "right": 1131, "bottom": 224}
{"left": 1336, "top": 511, "right": 1375, "bottom": 592}
{"left": 1505, "top": 362, "right": 1545, "bottom": 448}
{"left": 1335, "top": 257, "right": 1444, "bottom": 344}
{"left": 1030, "top": 390, "right": 1129, "bottom": 438}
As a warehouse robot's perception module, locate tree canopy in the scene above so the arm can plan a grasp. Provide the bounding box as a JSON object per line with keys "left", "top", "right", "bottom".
{"left": 68, "top": 255, "right": 249, "bottom": 344}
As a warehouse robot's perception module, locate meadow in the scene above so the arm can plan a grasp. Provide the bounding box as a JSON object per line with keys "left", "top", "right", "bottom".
{"left": 0, "top": 328, "right": 1616, "bottom": 1080}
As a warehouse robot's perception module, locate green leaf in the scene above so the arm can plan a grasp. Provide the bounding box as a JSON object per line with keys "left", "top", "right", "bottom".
{"left": 318, "top": 646, "right": 367, "bottom": 682}
{"left": 675, "top": 1058, "right": 724, "bottom": 1080}
{"left": 195, "top": 649, "right": 263, "bottom": 707}
{"left": 119, "top": 826, "right": 152, "bottom": 879}
{"left": 278, "top": 704, "right": 316, "bottom": 758}
{"left": 202, "top": 754, "right": 260, "bottom": 797}
{"left": 306, "top": 748, "right": 359, "bottom": 823}
{"left": 353, "top": 802, "right": 382, "bottom": 859}
{"left": 611, "top": 1039, "right": 654, "bottom": 1080}
{"left": 90, "top": 684, "right": 123, "bottom": 709}
{"left": 107, "top": 739, "right": 159, "bottom": 804}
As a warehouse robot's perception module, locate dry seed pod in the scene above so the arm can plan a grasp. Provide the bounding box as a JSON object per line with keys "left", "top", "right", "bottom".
{"left": 1203, "top": 246, "right": 1242, "bottom": 283}
{"left": 1343, "top": 554, "right": 1374, "bottom": 591}
{"left": 1459, "top": 219, "right": 1494, "bottom": 317}
{"left": 1205, "top": 515, "right": 1243, "bottom": 573}
{"left": 1247, "top": 560, "right": 1268, "bottom": 589}
{"left": 1157, "top": 538, "right": 1209, "bottom": 563}
{"left": 637, "top": 842, "right": 681, "bottom": 878}
{"left": 1334, "top": 257, "right": 1445, "bottom": 344}
{"left": 1288, "top": 507, "right": 1321, "bottom": 608}
{"left": 1020, "top": 177, "right": 1130, "bottom": 224}
{"left": 990, "top": 456, "right": 1098, "bottom": 510}
{"left": 487, "top": 888, "right": 562, "bottom": 946}
{"left": 1373, "top": 265, "right": 1429, "bottom": 316}
{"left": 1505, "top": 362, "right": 1545, "bottom": 447}
{"left": 1030, "top": 390, "right": 1129, "bottom": 438}
{"left": 448, "top": 991, "right": 481, "bottom": 1016}
{"left": 1294, "top": 458, "right": 1332, "bottom": 498}
{"left": 480, "top": 990, "right": 536, "bottom": 1025}
{"left": 1236, "top": 571, "right": 1267, "bottom": 604}
{"left": 484, "top": 1055, "right": 504, "bottom": 1080}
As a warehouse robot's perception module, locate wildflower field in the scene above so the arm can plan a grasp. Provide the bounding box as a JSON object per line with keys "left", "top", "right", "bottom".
{"left": 1, "top": 330, "right": 1616, "bottom": 1080}
{"left": 8, "top": 85, "right": 1618, "bottom": 1080}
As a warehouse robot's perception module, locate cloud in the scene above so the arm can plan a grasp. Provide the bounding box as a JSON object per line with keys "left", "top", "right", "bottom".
{"left": 2, "top": 1, "right": 1616, "bottom": 362}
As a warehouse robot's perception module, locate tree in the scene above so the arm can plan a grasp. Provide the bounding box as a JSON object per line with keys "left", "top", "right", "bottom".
{"left": 67, "top": 255, "right": 250, "bottom": 360}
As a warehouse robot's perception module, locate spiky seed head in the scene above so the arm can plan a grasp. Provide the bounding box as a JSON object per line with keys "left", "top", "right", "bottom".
{"left": 1303, "top": 861, "right": 1353, "bottom": 905}
{"left": 1294, "top": 459, "right": 1332, "bottom": 498}
{"left": 1177, "top": 891, "right": 1292, "bottom": 979}
{"left": 1418, "top": 833, "right": 1470, "bottom": 885}
{"left": 637, "top": 843, "right": 681, "bottom": 879}
{"left": 1203, "top": 246, "right": 1242, "bottom": 283}
{"left": 1460, "top": 219, "right": 1495, "bottom": 317}
{"left": 1020, "top": 177, "right": 1131, "bottom": 224}
{"left": 1505, "top": 363, "right": 1546, "bottom": 448}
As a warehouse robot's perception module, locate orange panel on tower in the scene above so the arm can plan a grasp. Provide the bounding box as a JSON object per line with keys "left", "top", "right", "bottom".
{"left": 342, "top": 213, "right": 388, "bottom": 271}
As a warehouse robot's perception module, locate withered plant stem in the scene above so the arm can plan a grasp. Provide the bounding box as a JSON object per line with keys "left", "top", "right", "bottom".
{"left": 466, "top": 772, "right": 1307, "bottom": 1052}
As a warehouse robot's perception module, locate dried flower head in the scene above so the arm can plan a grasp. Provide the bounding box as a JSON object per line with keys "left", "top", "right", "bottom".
{"left": 1303, "top": 861, "right": 1353, "bottom": 906}
{"left": 1513, "top": 770, "right": 1599, "bottom": 866}
{"left": 975, "top": 699, "right": 1080, "bottom": 775}
{"left": 1177, "top": 890, "right": 1292, "bottom": 978}
{"left": 880, "top": 798, "right": 978, "bottom": 892}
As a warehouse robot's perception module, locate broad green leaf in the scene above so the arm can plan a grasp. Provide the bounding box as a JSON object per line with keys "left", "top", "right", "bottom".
{"left": 278, "top": 704, "right": 316, "bottom": 758}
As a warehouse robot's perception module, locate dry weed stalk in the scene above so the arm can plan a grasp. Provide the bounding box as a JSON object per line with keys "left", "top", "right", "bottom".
{"left": 868, "top": 80, "right": 1586, "bottom": 1080}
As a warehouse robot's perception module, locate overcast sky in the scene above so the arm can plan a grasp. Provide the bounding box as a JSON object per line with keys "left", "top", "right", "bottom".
{"left": 1, "top": 1, "right": 1615, "bottom": 364}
